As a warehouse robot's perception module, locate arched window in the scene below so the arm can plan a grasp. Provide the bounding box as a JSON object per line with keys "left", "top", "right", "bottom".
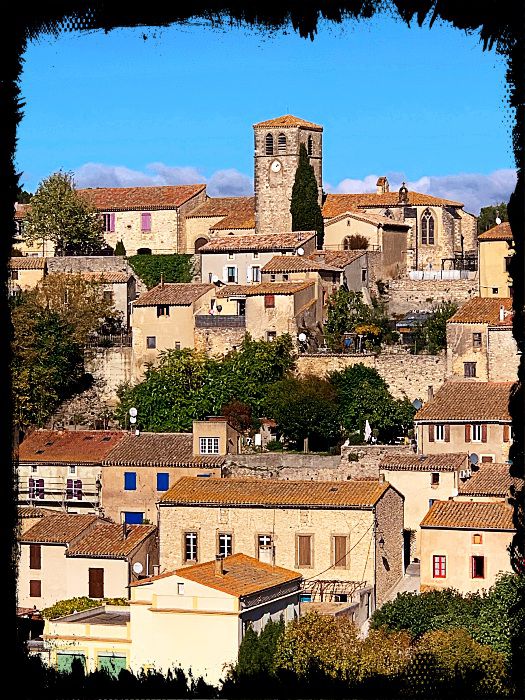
{"left": 265, "top": 133, "right": 274, "bottom": 155}
{"left": 278, "top": 133, "right": 286, "bottom": 154}
{"left": 421, "top": 209, "right": 435, "bottom": 245}
{"left": 307, "top": 135, "right": 313, "bottom": 156}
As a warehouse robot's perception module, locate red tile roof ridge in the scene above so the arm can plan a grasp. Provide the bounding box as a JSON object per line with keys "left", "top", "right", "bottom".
{"left": 447, "top": 297, "right": 513, "bottom": 326}
{"left": 78, "top": 184, "right": 206, "bottom": 211}
{"left": 254, "top": 115, "right": 323, "bottom": 131}
{"left": 133, "top": 283, "right": 214, "bottom": 307}
{"left": 414, "top": 381, "right": 514, "bottom": 422}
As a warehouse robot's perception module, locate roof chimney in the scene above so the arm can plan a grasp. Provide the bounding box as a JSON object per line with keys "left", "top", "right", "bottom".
{"left": 378, "top": 473, "right": 385, "bottom": 484}
{"left": 428, "top": 385, "right": 434, "bottom": 402}
{"left": 160, "top": 273, "right": 164, "bottom": 289}
{"left": 122, "top": 522, "right": 128, "bottom": 540}
{"left": 499, "top": 305, "right": 505, "bottom": 322}
{"left": 215, "top": 555, "right": 225, "bottom": 576}
{"left": 376, "top": 176, "right": 389, "bottom": 194}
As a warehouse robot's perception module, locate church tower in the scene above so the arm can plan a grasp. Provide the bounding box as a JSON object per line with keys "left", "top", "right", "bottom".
{"left": 253, "top": 115, "right": 323, "bottom": 234}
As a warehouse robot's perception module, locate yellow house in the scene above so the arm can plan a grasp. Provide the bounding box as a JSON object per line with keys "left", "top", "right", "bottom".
{"left": 420, "top": 500, "right": 515, "bottom": 594}
{"left": 183, "top": 196, "right": 255, "bottom": 254}
{"left": 454, "top": 462, "right": 523, "bottom": 503}
{"left": 9, "top": 256, "right": 47, "bottom": 292}
{"left": 478, "top": 221, "right": 513, "bottom": 298}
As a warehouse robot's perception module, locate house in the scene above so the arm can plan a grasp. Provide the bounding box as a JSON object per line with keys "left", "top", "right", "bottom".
{"left": 419, "top": 500, "right": 515, "bottom": 594}
{"left": 308, "top": 249, "right": 371, "bottom": 295}
{"left": 455, "top": 463, "right": 523, "bottom": 503}
{"left": 18, "top": 506, "right": 59, "bottom": 535}
{"left": 446, "top": 297, "right": 518, "bottom": 382}
{"left": 13, "top": 203, "right": 56, "bottom": 257}
{"left": 18, "top": 512, "right": 158, "bottom": 609}
{"left": 8, "top": 256, "right": 47, "bottom": 293}
{"left": 414, "top": 381, "right": 513, "bottom": 463}
{"left": 478, "top": 221, "right": 513, "bottom": 298}
{"left": 184, "top": 196, "right": 255, "bottom": 254}
{"left": 77, "top": 272, "right": 136, "bottom": 329}
{"left": 131, "top": 282, "right": 214, "bottom": 380}
{"left": 379, "top": 453, "right": 469, "bottom": 560}
{"left": 158, "top": 476, "right": 404, "bottom": 609}
{"left": 17, "top": 430, "right": 126, "bottom": 514}
{"left": 43, "top": 554, "right": 302, "bottom": 684}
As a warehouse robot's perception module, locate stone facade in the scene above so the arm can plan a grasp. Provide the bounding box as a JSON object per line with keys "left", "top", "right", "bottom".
{"left": 446, "top": 324, "right": 519, "bottom": 382}
{"left": 374, "top": 486, "right": 405, "bottom": 605}
{"left": 84, "top": 347, "right": 133, "bottom": 403}
{"left": 386, "top": 277, "right": 478, "bottom": 315}
{"left": 194, "top": 323, "right": 247, "bottom": 356}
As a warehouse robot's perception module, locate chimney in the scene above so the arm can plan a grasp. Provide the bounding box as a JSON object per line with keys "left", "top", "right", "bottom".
{"left": 215, "top": 555, "right": 225, "bottom": 576}
{"left": 376, "top": 176, "right": 389, "bottom": 194}
{"left": 122, "top": 522, "right": 128, "bottom": 540}
{"left": 428, "top": 385, "right": 434, "bottom": 402}
{"left": 499, "top": 305, "right": 505, "bottom": 322}
{"left": 378, "top": 473, "right": 385, "bottom": 484}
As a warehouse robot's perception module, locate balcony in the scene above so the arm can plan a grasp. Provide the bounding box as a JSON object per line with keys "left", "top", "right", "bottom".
{"left": 195, "top": 315, "right": 246, "bottom": 329}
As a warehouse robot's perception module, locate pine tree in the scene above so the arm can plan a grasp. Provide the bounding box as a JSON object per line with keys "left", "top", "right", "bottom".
{"left": 290, "top": 143, "right": 324, "bottom": 248}
{"left": 115, "top": 239, "right": 126, "bottom": 256}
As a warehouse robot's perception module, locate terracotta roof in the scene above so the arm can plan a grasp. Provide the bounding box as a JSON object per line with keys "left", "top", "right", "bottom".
{"left": 67, "top": 522, "right": 156, "bottom": 559}
{"left": 188, "top": 197, "right": 255, "bottom": 231}
{"left": 9, "top": 257, "right": 46, "bottom": 270}
{"left": 380, "top": 453, "right": 467, "bottom": 473}
{"left": 211, "top": 212, "right": 256, "bottom": 231}
{"left": 19, "top": 430, "right": 127, "bottom": 465}
{"left": 78, "top": 184, "right": 206, "bottom": 211}
{"left": 15, "top": 203, "right": 31, "bottom": 219}
{"left": 261, "top": 255, "right": 341, "bottom": 273}
{"left": 421, "top": 500, "right": 514, "bottom": 530}
{"left": 133, "top": 283, "right": 213, "bottom": 307}
{"left": 322, "top": 192, "right": 463, "bottom": 218}
{"left": 216, "top": 281, "right": 315, "bottom": 298}
{"left": 20, "top": 514, "right": 98, "bottom": 544}
{"left": 448, "top": 298, "right": 513, "bottom": 326}
{"left": 309, "top": 250, "right": 367, "bottom": 267}
{"left": 18, "top": 506, "right": 59, "bottom": 519}
{"left": 160, "top": 476, "right": 390, "bottom": 508}
{"left": 414, "top": 382, "right": 513, "bottom": 422}
{"left": 458, "top": 464, "right": 523, "bottom": 497}
{"left": 254, "top": 115, "right": 323, "bottom": 131}
{"left": 77, "top": 271, "right": 131, "bottom": 284}
{"left": 324, "top": 209, "right": 410, "bottom": 228}
{"left": 478, "top": 222, "right": 513, "bottom": 242}
{"left": 199, "top": 232, "right": 315, "bottom": 253}
{"left": 103, "top": 433, "right": 224, "bottom": 467}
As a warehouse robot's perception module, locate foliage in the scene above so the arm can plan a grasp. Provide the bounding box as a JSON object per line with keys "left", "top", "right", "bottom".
{"left": 290, "top": 143, "right": 324, "bottom": 248}
{"left": 264, "top": 375, "right": 341, "bottom": 449}
{"left": 324, "top": 288, "right": 392, "bottom": 351}
{"left": 266, "top": 439, "right": 283, "bottom": 451}
{"left": 221, "top": 400, "right": 253, "bottom": 432}
{"left": 17, "top": 187, "right": 33, "bottom": 203}
{"left": 11, "top": 247, "right": 24, "bottom": 256}
{"left": 236, "top": 618, "right": 284, "bottom": 676}
{"left": 411, "top": 301, "right": 458, "bottom": 354}
{"left": 114, "top": 239, "right": 126, "bottom": 256}
{"left": 477, "top": 202, "right": 508, "bottom": 234}
{"left": 24, "top": 171, "right": 106, "bottom": 256}
{"left": 345, "top": 234, "right": 369, "bottom": 250}
{"left": 329, "top": 364, "right": 415, "bottom": 442}
{"left": 42, "top": 597, "right": 129, "bottom": 620}
{"left": 127, "top": 253, "right": 192, "bottom": 289}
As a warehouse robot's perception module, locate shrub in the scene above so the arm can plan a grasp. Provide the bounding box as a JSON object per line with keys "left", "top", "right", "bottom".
{"left": 266, "top": 439, "right": 283, "bottom": 451}
{"left": 127, "top": 254, "right": 192, "bottom": 289}
{"left": 42, "top": 597, "right": 129, "bottom": 620}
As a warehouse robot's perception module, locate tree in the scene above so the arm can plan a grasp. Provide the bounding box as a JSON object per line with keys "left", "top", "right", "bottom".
{"left": 16, "top": 187, "right": 33, "bottom": 203}
{"left": 221, "top": 400, "right": 253, "bottom": 432}
{"left": 324, "top": 288, "right": 371, "bottom": 351}
{"left": 236, "top": 618, "right": 285, "bottom": 677}
{"left": 127, "top": 254, "right": 192, "bottom": 289}
{"left": 477, "top": 202, "right": 508, "bottom": 234}
{"left": 345, "top": 234, "right": 369, "bottom": 250}
{"left": 24, "top": 171, "right": 106, "bottom": 256}
{"left": 412, "top": 301, "right": 458, "bottom": 354}
{"left": 114, "top": 239, "right": 126, "bottom": 256}
{"left": 290, "top": 143, "right": 324, "bottom": 248}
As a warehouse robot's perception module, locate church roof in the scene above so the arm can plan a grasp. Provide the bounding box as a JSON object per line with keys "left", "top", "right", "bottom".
{"left": 253, "top": 115, "right": 323, "bottom": 131}
{"left": 323, "top": 192, "right": 463, "bottom": 218}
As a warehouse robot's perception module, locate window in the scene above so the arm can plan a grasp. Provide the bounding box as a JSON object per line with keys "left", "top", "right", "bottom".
{"left": 472, "top": 333, "right": 482, "bottom": 349}
{"left": 218, "top": 533, "right": 232, "bottom": 558}
{"left": 431, "top": 472, "right": 440, "bottom": 486}
{"left": 471, "top": 424, "right": 484, "bottom": 442}
{"left": 175, "top": 342, "right": 181, "bottom": 350}
{"left": 10, "top": 269, "right": 19, "bottom": 280}
{"left": 505, "top": 257, "right": 512, "bottom": 273}
{"left": 266, "top": 331, "right": 277, "bottom": 342}
{"left": 258, "top": 534, "right": 273, "bottom": 563}
{"left": 252, "top": 266, "right": 261, "bottom": 282}
{"left": 124, "top": 472, "right": 137, "bottom": 490}
{"left": 89, "top": 568, "right": 104, "bottom": 598}
{"left": 124, "top": 512, "right": 144, "bottom": 524}
{"left": 503, "top": 425, "right": 511, "bottom": 442}
{"left": 199, "top": 437, "right": 219, "bottom": 454}
{"left": 228, "top": 252, "right": 235, "bottom": 260}
{"left": 435, "top": 424, "right": 445, "bottom": 442}
{"left": 97, "top": 655, "right": 127, "bottom": 678}
{"left": 157, "top": 305, "right": 170, "bottom": 317}
{"left": 29, "top": 544, "right": 41, "bottom": 570}
{"left": 184, "top": 532, "right": 198, "bottom": 562}
{"left": 278, "top": 133, "right": 286, "bottom": 154}
{"left": 282, "top": 273, "right": 289, "bottom": 281}
{"left": 227, "top": 266, "right": 237, "bottom": 283}
{"left": 29, "top": 478, "right": 45, "bottom": 499}
{"left": 66, "top": 479, "right": 83, "bottom": 500}
{"left": 433, "top": 555, "right": 446, "bottom": 578}
{"left": 265, "top": 133, "right": 274, "bottom": 155}
{"left": 492, "top": 287, "right": 499, "bottom": 295}
{"left": 31, "top": 465, "right": 38, "bottom": 473}
{"left": 307, "top": 135, "right": 313, "bottom": 156}
{"left": 69, "top": 465, "right": 76, "bottom": 475}
{"left": 473, "top": 533, "right": 483, "bottom": 545}
{"left": 253, "top": 252, "right": 259, "bottom": 260}
{"left": 464, "top": 362, "right": 477, "bottom": 378}
{"left": 334, "top": 593, "right": 348, "bottom": 602}
{"left": 361, "top": 269, "right": 367, "bottom": 283}
{"left": 472, "top": 555, "right": 485, "bottom": 579}
{"left": 103, "top": 290, "right": 114, "bottom": 305}
{"left": 421, "top": 209, "right": 435, "bottom": 245}
{"left": 102, "top": 213, "right": 115, "bottom": 232}
{"left": 177, "top": 582, "right": 185, "bottom": 595}
{"left": 264, "top": 294, "right": 275, "bottom": 308}
{"left": 270, "top": 274, "right": 276, "bottom": 282}
{"left": 30, "top": 580, "right": 41, "bottom": 597}
{"left": 333, "top": 535, "right": 348, "bottom": 568}
{"left": 141, "top": 212, "right": 152, "bottom": 232}
{"left": 157, "top": 473, "right": 169, "bottom": 491}
{"left": 146, "top": 336, "right": 156, "bottom": 349}
{"left": 296, "top": 535, "right": 313, "bottom": 567}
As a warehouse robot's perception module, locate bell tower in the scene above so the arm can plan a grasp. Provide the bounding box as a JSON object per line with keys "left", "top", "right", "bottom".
{"left": 253, "top": 115, "right": 323, "bottom": 234}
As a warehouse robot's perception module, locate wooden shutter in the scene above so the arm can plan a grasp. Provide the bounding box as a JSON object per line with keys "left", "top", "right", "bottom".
{"left": 89, "top": 568, "right": 104, "bottom": 598}
{"left": 465, "top": 424, "right": 471, "bottom": 442}
{"left": 141, "top": 212, "right": 151, "bottom": 231}
{"left": 66, "top": 479, "right": 73, "bottom": 500}
{"left": 29, "top": 544, "right": 41, "bottom": 570}
{"left": 481, "top": 424, "right": 488, "bottom": 443}
{"left": 444, "top": 424, "right": 450, "bottom": 442}
{"left": 503, "top": 425, "right": 510, "bottom": 442}
{"left": 334, "top": 536, "right": 347, "bottom": 568}
{"left": 297, "top": 536, "right": 312, "bottom": 567}
{"left": 30, "top": 580, "right": 41, "bottom": 597}
{"left": 428, "top": 424, "right": 435, "bottom": 442}
{"left": 37, "top": 479, "right": 44, "bottom": 499}
{"left": 109, "top": 213, "right": 115, "bottom": 232}
{"left": 75, "top": 479, "right": 83, "bottom": 500}
{"left": 264, "top": 294, "right": 275, "bottom": 308}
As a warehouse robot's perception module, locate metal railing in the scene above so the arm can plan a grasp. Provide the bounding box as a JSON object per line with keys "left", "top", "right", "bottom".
{"left": 85, "top": 333, "right": 132, "bottom": 348}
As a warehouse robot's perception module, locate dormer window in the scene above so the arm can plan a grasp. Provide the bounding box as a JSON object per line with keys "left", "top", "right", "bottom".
{"left": 265, "top": 133, "right": 274, "bottom": 155}
{"left": 278, "top": 133, "right": 286, "bottom": 154}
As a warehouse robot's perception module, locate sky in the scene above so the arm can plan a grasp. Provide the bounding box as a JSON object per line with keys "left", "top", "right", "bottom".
{"left": 16, "top": 14, "right": 517, "bottom": 214}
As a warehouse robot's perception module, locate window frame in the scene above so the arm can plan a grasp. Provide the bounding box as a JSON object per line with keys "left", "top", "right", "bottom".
{"left": 432, "top": 554, "right": 446, "bottom": 579}
{"left": 264, "top": 294, "right": 275, "bottom": 308}
{"left": 88, "top": 567, "right": 104, "bottom": 598}
{"left": 296, "top": 534, "right": 314, "bottom": 569}
{"left": 184, "top": 531, "right": 198, "bottom": 563}
{"left": 251, "top": 266, "right": 261, "bottom": 283}
{"left": 199, "top": 437, "right": 220, "bottom": 455}
{"left": 141, "top": 212, "right": 152, "bottom": 232}
{"left": 471, "top": 555, "right": 485, "bottom": 579}
{"left": 472, "top": 533, "right": 483, "bottom": 545}
{"left": 430, "top": 472, "right": 440, "bottom": 487}
{"left": 218, "top": 532, "right": 233, "bottom": 558}
{"left": 265, "top": 133, "right": 274, "bottom": 156}
{"left": 332, "top": 534, "right": 349, "bottom": 569}
{"left": 471, "top": 423, "right": 483, "bottom": 443}
{"left": 421, "top": 208, "right": 435, "bottom": 245}
{"left": 29, "top": 579, "right": 42, "bottom": 598}
{"left": 226, "top": 266, "right": 237, "bottom": 283}
{"left": 464, "top": 361, "right": 477, "bottom": 378}
{"left": 146, "top": 336, "right": 156, "bottom": 350}
{"left": 472, "top": 332, "right": 482, "bottom": 349}
{"left": 156, "top": 472, "right": 170, "bottom": 492}
{"left": 29, "top": 543, "right": 41, "bottom": 570}
{"left": 435, "top": 424, "right": 445, "bottom": 442}
{"left": 124, "top": 472, "right": 137, "bottom": 491}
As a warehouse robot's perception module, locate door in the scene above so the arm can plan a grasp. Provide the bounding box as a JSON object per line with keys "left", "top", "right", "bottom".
{"left": 237, "top": 299, "right": 246, "bottom": 316}
{"left": 57, "top": 653, "right": 86, "bottom": 674}
{"left": 88, "top": 568, "right": 104, "bottom": 598}
{"left": 97, "top": 654, "right": 127, "bottom": 678}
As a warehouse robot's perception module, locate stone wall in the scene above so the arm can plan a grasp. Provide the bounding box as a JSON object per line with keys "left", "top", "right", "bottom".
{"left": 194, "top": 325, "right": 247, "bottom": 356}
{"left": 84, "top": 347, "right": 133, "bottom": 402}
{"left": 47, "top": 256, "right": 147, "bottom": 295}
{"left": 295, "top": 352, "right": 445, "bottom": 400}
{"left": 387, "top": 278, "right": 478, "bottom": 315}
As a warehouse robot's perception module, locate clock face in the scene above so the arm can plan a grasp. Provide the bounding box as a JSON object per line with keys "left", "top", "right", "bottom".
{"left": 271, "top": 160, "right": 282, "bottom": 173}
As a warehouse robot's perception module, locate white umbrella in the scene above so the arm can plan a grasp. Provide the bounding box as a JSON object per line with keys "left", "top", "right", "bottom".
{"left": 364, "top": 420, "right": 372, "bottom": 443}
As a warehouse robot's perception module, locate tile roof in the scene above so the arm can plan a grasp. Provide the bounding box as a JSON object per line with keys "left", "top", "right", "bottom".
{"left": 160, "top": 476, "right": 390, "bottom": 508}
{"left": 9, "top": 257, "right": 46, "bottom": 270}
{"left": 261, "top": 255, "right": 342, "bottom": 273}
{"left": 478, "top": 222, "right": 513, "bottom": 242}
{"left": 211, "top": 212, "right": 256, "bottom": 231}
{"left": 414, "top": 382, "right": 513, "bottom": 422}
{"left": 67, "top": 522, "right": 156, "bottom": 559}
{"left": 133, "top": 283, "right": 214, "bottom": 307}
{"left": 187, "top": 197, "right": 255, "bottom": 231}
{"left": 15, "top": 203, "right": 31, "bottom": 219}
{"left": 458, "top": 464, "right": 523, "bottom": 497}
{"left": 20, "top": 514, "right": 98, "bottom": 544}
{"left": 78, "top": 184, "right": 206, "bottom": 211}
{"left": 309, "top": 250, "right": 367, "bottom": 268}
{"left": 216, "top": 281, "right": 315, "bottom": 298}
{"left": 254, "top": 114, "right": 323, "bottom": 131}
{"left": 77, "top": 271, "right": 131, "bottom": 284}
{"left": 18, "top": 506, "right": 59, "bottom": 519}
{"left": 199, "top": 232, "right": 315, "bottom": 253}
{"left": 103, "top": 433, "right": 225, "bottom": 467}
{"left": 447, "top": 297, "right": 513, "bottom": 326}
{"left": 19, "top": 430, "right": 127, "bottom": 464}
{"left": 421, "top": 500, "right": 514, "bottom": 530}
{"left": 380, "top": 453, "right": 468, "bottom": 472}
{"left": 324, "top": 209, "right": 410, "bottom": 228}
{"left": 322, "top": 192, "right": 463, "bottom": 218}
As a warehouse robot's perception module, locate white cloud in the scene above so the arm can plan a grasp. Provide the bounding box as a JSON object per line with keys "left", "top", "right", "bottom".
{"left": 207, "top": 169, "right": 253, "bottom": 197}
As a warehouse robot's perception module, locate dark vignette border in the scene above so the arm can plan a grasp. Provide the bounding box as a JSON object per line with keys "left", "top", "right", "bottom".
{"left": 4, "top": 2, "right": 524, "bottom": 697}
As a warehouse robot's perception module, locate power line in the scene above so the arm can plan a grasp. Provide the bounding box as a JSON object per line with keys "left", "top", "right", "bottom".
{"left": 303, "top": 521, "right": 375, "bottom": 581}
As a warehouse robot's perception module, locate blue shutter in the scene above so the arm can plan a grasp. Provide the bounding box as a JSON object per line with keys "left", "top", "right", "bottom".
{"left": 124, "top": 472, "right": 136, "bottom": 490}
{"left": 157, "top": 473, "right": 169, "bottom": 491}
{"left": 124, "top": 512, "right": 144, "bottom": 524}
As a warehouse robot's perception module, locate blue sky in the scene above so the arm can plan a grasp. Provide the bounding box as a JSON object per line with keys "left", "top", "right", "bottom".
{"left": 17, "top": 14, "right": 516, "bottom": 213}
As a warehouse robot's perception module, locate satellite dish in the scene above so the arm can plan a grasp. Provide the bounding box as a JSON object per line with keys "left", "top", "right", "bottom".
{"left": 495, "top": 216, "right": 502, "bottom": 225}
{"left": 129, "top": 416, "right": 137, "bottom": 424}
{"left": 211, "top": 273, "right": 220, "bottom": 283}
{"left": 129, "top": 407, "right": 137, "bottom": 418}
{"left": 469, "top": 453, "right": 479, "bottom": 466}
{"left": 132, "top": 562, "right": 143, "bottom": 575}
{"left": 298, "top": 332, "right": 307, "bottom": 343}
{"left": 412, "top": 399, "right": 423, "bottom": 410}
{"left": 297, "top": 247, "right": 305, "bottom": 256}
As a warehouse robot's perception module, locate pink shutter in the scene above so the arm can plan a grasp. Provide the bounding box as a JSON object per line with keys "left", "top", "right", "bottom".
{"left": 66, "top": 479, "right": 73, "bottom": 500}
{"left": 75, "top": 479, "right": 83, "bottom": 500}
{"left": 141, "top": 213, "right": 151, "bottom": 232}
{"left": 109, "top": 213, "right": 115, "bottom": 232}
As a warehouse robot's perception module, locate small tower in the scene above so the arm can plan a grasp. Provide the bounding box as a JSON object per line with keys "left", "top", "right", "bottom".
{"left": 398, "top": 181, "right": 409, "bottom": 204}
{"left": 253, "top": 115, "right": 323, "bottom": 234}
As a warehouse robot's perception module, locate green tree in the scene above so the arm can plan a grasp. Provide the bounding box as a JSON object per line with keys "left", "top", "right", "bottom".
{"left": 236, "top": 618, "right": 284, "bottom": 677}
{"left": 477, "top": 202, "right": 508, "bottom": 234}
{"left": 345, "top": 234, "right": 369, "bottom": 250}
{"left": 290, "top": 143, "right": 324, "bottom": 248}
{"left": 24, "top": 171, "right": 106, "bottom": 256}
{"left": 412, "top": 301, "right": 458, "bottom": 354}
{"left": 114, "top": 239, "right": 126, "bottom": 256}
{"left": 324, "top": 288, "right": 371, "bottom": 351}
{"left": 127, "top": 254, "right": 192, "bottom": 289}
{"left": 16, "top": 187, "right": 33, "bottom": 203}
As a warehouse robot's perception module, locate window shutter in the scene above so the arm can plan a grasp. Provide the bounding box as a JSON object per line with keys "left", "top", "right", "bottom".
{"left": 30, "top": 580, "right": 41, "bottom": 598}
{"left": 297, "top": 535, "right": 312, "bottom": 567}
{"left": 66, "top": 479, "right": 73, "bottom": 500}
{"left": 465, "top": 424, "right": 471, "bottom": 442}
{"left": 444, "top": 424, "right": 450, "bottom": 442}
{"left": 481, "top": 424, "right": 488, "bottom": 443}
{"left": 334, "top": 536, "right": 347, "bottom": 568}
{"left": 38, "top": 479, "right": 44, "bottom": 499}
{"left": 89, "top": 568, "right": 104, "bottom": 598}
{"left": 29, "top": 477, "right": 35, "bottom": 499}
{"left": 503, "top": 425, "right": 510, "bottom": 442}
{"left": 428, "top": 424, "right": 435, "bottom": 442}
{"left": 141, "top": 213, "right": 151, "bottom": 231}
{"left": 29, "top": 544, "right": 41, "bottom": 570}
{"left": 109, "top": 213, "right": 115, "bottom": 232}
{"left": 75, "top": 479, "right": 83, "bottom": 500}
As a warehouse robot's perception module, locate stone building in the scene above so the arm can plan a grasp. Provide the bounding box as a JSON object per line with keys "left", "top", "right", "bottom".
{"left": 77, "top": 271, "right": 136, "bottom": 328}
{"left": 446, "top": 297, "right": 518, "bottom": 382}
{"left": 478, "top": 221, "right": 514, "bottom": 298}
{"left": 414, "top": 381, "right": 513, "bottom": 463}
{"left": 184, "top": 196, "right": 255, "bottom": 253}
{"left": 8, "top": 256, "right": 46, "bottom": 293}
{"left": 14, "top": 203, "right": 56, "bottom": 257}
{"left": 158, "top": 476, "right": 404, "bottom": 609}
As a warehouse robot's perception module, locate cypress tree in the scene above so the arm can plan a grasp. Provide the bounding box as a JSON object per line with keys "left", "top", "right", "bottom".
{"left": 115, "top": 239, "right": 126, "bottom": 256}
{"left": 290, "top": 143, "right": 324, "bottom": 248}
